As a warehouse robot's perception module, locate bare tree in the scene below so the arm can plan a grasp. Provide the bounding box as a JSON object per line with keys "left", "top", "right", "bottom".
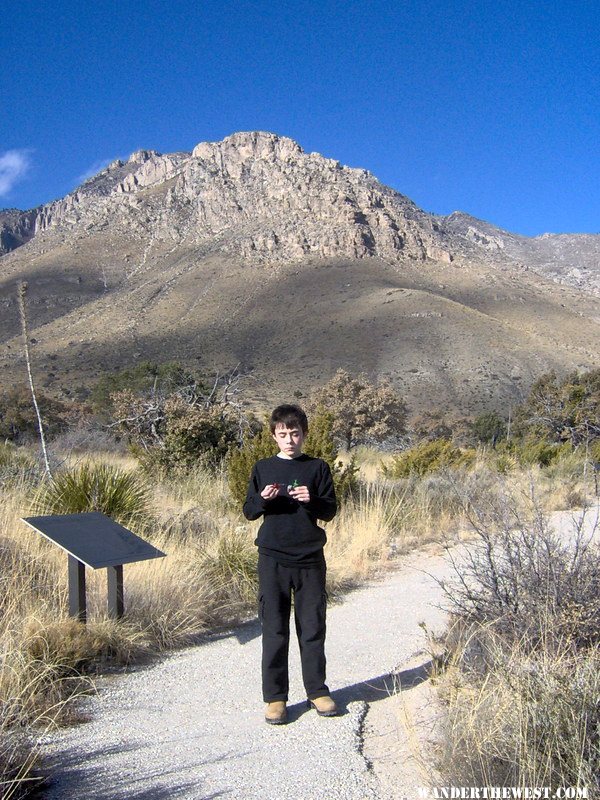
{"left": 16, "top": 281, "right": 53, "bottom": 478}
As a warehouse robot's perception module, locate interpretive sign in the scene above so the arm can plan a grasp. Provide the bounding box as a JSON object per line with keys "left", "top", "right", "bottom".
{"left": 21, "top": 511, "right": 166, "bottom": 622}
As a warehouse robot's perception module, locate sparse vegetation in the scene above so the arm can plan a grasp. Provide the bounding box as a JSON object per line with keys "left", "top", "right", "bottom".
{"left": 435, "top": 480, "right": 600, "bottom": 792}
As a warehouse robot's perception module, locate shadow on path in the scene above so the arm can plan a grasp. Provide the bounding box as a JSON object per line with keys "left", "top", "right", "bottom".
{"left": 286, "top": 659, "right": 433, "bottom": 721}
{"left": 39, "top": 742, "right": 243, "bottom": 800}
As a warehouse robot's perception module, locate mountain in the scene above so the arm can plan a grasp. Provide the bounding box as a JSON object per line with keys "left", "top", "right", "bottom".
{"left": 1, "top": 131, "right": 598, "bottom": 418}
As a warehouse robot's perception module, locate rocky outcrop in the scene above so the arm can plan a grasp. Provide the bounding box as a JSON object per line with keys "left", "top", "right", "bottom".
{"left": 0, "top": 208, "right": 38, "bottom": 255}
{"left": 440, "top": 211, "right": 600, "bottom": 294}
{"left": 2, "top": 132, "right": 453, "bottom": 265}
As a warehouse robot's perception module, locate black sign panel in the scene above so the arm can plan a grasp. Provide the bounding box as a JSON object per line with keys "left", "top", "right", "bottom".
{"left": 21, "top": 512, "right": 166, "bottom": 569}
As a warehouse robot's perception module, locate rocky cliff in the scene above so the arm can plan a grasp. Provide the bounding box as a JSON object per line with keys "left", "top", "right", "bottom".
{"left": 4, "top": 132, "right": 453, "bottom": 266}
{"left": 3, "top": 131, "right": 599, "bottom": 292}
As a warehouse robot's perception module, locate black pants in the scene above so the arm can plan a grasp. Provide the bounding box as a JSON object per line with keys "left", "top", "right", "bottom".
{"left": 258, "top": 553, "right": 329, "bottom": 702}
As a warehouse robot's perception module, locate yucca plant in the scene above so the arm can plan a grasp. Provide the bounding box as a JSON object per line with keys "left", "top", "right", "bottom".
{"left": 31, "top": 462, "right": 151, "bottom": 527}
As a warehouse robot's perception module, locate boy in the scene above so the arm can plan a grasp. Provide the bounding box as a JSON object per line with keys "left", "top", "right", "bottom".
{"left": 243, "top": 404, "right": 338, "bottom": 725}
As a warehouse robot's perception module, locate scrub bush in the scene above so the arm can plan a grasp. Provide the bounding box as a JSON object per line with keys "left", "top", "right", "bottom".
{"left": 437, "top": 489, "right": 600, "bottom": 791}
{"left": 382, "top": 438, "right": 477, "bottom": 478}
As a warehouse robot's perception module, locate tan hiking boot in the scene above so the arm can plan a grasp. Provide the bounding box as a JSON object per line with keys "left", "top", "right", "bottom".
{"left": 307, "top": 695, "right": 338, "bottom": 716}
{"left": 264, "top": 700, "right": 287, "bottom": 725}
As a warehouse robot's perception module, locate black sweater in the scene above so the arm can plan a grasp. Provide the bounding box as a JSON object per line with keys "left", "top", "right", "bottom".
{"left": 242, "top": 454, "right": 337, "bottom": 566}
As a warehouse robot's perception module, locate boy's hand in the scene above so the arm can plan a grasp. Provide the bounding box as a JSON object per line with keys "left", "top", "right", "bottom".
{"left": 288, "top": 485, "right": 310, "bottom": 503}
{"left": 261, "top": 484, "right": 280, "bottom": 501}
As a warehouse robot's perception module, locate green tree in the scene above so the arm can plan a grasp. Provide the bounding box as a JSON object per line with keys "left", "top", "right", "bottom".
{"left": 303, "top": 406, "right": 359, "bottom": 501}
{"left": 227, "top": 420, "right": 278, "bottom": 508}
{"left": 90, "top": 360, "right": 207, "bottom": 420}
{"left": 514, "top": 369, "right": 600, "bottom": 447}
{"left": 472, "top": 411, "right": 507, "bottom": 447}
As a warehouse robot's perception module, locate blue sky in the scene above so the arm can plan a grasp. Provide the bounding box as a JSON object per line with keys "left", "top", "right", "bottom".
{"left": 1, "top": 0, "right": 598, "bottom": 236}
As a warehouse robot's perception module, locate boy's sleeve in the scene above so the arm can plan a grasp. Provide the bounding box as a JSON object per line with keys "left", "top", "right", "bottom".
{"left": 305, "top": 461, "right": 337, "bottom": 521}
{"left": 242, "top": 463, "right": 267, "bottom": 521}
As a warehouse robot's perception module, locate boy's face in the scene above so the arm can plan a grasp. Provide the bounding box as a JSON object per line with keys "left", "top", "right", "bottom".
{"left": 272, "top": 423, "right": 305, "bottom": 458}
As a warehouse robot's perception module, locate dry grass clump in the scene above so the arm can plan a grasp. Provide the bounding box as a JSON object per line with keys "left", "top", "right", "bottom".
{"left": 194, "top": 526, "right": 258, "bottom": 618}
{"left": 440, "top": 624, "right": 600, "bottom": 790}
{"left": 324, "top": 482, "right": 402, "bottom": 592}
{"left": 436, "top": 484, "right": 600, "bottom": 793}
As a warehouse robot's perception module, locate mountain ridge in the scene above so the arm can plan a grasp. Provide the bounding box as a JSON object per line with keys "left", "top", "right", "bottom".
{"left": 2, "top": 131, "right": 599, "bottom": 295}
{"left": 1, "top": 131, "right": 598, "bottom": 416}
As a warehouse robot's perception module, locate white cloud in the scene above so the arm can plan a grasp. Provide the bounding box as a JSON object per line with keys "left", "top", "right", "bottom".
{"left": 0, "top": 149, "right": 32, "bottom": 196}
{"left": 76, "top": 158, "right": 117, "bottom": 184}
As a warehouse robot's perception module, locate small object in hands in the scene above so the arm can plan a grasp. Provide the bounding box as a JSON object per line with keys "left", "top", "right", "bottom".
{"left": 272, "top": 483, "right": 280, "bottom": 490}
{"left": 288, "top": 478, "right": 300, "bottom": 492}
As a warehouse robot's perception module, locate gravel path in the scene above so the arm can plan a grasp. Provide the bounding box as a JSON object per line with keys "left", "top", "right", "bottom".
{"left": 38, "top": 548, "right": 453, "bottom": 800}
{"left": 38, "top": 503, "right": 599, "bottom": 800}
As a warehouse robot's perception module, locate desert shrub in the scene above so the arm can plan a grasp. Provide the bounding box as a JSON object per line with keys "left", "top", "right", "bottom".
{"left": 443, "top": 491, "right": 600, "bottom": 651}
{"left": 438, "top": 487, "right": 600, "bottom": 791}
{"left": 472, "top": 411, "right": 506, "bottom": 445}
{"left": 147, "top": 397, "right": 239, "bottom": 472}
{"left": 50, "top": 418, "right": 125, "bottom": 455}
{"left": 111, "top": 386, "right": 241, "bottom": 474}
{"left": 306, "top": 368, "right": 407, "bottom": 450}
{"left": 31, "top": 462, "right": 151, "bottom": 527}
{"left": 492, "top": 448, "right": 519, "bottom": 474}
{"left": 0, "top": 385, "right": 71, "bottom": 443}
{"left": 441, "top": 625, "right": 600, "bottom": 791}
{"left": 411, "top": 409, "right": 475, "bottom": 447}
{"left": 382, "top": 438, "right": 477, "bottom": 478}
{"left": 515, "top": 438, "right": 571, "bottom": 467}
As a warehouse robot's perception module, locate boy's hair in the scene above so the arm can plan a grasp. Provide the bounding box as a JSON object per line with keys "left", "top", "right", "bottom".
{"left": 269, "top": 404, "right": 308, "bottom": 434}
